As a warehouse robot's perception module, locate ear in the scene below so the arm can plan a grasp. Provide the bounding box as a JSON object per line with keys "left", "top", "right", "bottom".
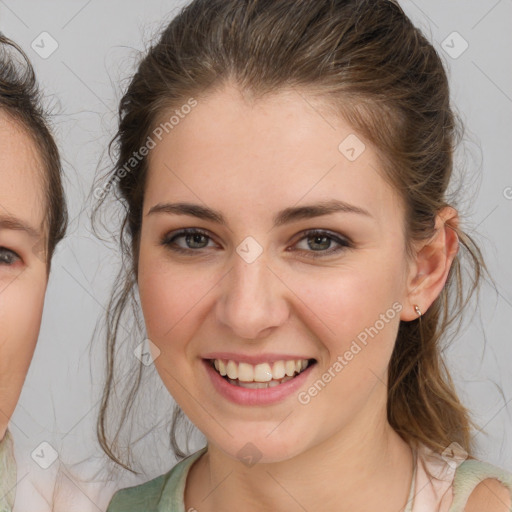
{"left": 400, "top": 206, "right": 460, "bottom": 321}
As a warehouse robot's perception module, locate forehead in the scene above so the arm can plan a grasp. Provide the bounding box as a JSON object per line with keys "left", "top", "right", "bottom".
{"left": 0, "top": 111, "right": 45, "bottom": 231}
{"left": 144, "top": 85, "right": 402, "bottom": 227}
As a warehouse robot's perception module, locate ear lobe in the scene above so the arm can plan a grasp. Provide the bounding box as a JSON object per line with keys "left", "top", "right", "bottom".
{"left": 401, "top": 207, "right": 460, "bottom": 321}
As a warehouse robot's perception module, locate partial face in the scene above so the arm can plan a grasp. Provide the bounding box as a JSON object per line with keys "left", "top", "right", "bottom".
{"left": 138, "top": 84, "right": 412, "bottom": 463}
{"left": 0, "top": 112, "right": 48, "bottom": 439}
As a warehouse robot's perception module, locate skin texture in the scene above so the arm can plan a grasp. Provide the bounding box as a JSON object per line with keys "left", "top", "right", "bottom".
{"left": 466, "top": 479, "right": 512, "bottom": 511}
{"left": 0, "top": 111, "right": 48, "bottom": 442}
{"left": 137, "top": 83, "right": 460, "bottom": 512}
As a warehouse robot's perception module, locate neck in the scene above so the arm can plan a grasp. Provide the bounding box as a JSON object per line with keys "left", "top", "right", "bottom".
{"left": 185, "top": 402, "right": 414, "bottom": 512}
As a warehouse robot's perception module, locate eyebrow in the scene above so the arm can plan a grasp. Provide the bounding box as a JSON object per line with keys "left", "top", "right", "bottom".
{"left": 0, "top": 214, "right": 41, "bottom": 239}
{"left": 147, "top": 199, "right": 373, "bottom": 227}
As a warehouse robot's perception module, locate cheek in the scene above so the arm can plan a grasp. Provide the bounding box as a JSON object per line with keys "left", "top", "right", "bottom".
{"left": 137, "top": 252, "right": 202, "bottom": 352}
{"left": 289, "top": 263, "right": 403, "bottom": 425}
{"left": 0, "top": 274, "right": 47, "bottom": 417}
{"left": 0, "top": 277, "right": 46, "bottom": 345}
{"left": 290, "top": 254, "right": 404, "bottom": 380}
{"left": 300, "top": 261, "right": 400, "bottom": 332}
{"left": 137, "top": 257, "right": 209, "bottom": 402}
{"left": 1, "top": 276, "right": 46, "bottom": 344}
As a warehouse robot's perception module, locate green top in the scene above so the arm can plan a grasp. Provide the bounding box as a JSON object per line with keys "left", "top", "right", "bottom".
{"left": 0, "top": 429, "right": 17, "bottom": 512}
{"left": 106, "top": 445, "right": 512, "bottom": 512}
{"left": 107, "top": 447, "right": 208, "bottom": 512}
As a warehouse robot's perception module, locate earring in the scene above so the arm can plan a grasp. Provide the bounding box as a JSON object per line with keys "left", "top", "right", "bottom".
{"left": 414, "top": 304, "right": 422, "bottom": 317}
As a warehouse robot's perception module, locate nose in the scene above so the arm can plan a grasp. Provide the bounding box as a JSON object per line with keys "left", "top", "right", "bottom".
{"left": 215, "top": 246, "right": 290, "bottom": 340}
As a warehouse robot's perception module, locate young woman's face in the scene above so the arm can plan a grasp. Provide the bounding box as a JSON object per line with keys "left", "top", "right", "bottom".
{"left": 0, "top": 113, "right": 48, "bottom": 439}
{"left": 138, "top": 84, "right": 415, "bottom": 463}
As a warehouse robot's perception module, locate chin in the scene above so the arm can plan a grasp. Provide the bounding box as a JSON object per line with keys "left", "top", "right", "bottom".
{"left": 210, "top": 430, "right": 306, "bottom": 465}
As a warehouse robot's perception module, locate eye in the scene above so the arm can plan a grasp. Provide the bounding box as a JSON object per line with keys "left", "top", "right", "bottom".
{"left": 161, "top": 228, "right": 216, "bottom": 254}
{"left": 290, "top": 229, "right": 352, "bottom": 259}
{"left": 0, "top": 247, "right": 21, "bottom": 266}
{"left": 161, "top": 228, "right": 352, "bottom": 258}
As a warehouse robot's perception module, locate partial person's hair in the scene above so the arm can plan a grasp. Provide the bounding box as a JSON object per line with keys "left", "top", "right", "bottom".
{"left": 93, "top": 0, "right": 492, "bottom": 474}
{"left": 0, "top": 32, "right": 67, "bottom": 270}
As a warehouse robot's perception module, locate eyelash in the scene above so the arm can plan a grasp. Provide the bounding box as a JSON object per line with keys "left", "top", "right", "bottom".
{"left": 160, "top": 228, "right": 352, "bottom": 259}
{"left": 0, "top": 247, "right": 21, "bottom": 266}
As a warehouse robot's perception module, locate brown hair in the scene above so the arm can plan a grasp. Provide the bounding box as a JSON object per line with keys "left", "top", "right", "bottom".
{"left": 0, "top": 33, "right": 67, "bottom": 270}
{"left": 94, "top": 0, "right": 494, "bottom": 473}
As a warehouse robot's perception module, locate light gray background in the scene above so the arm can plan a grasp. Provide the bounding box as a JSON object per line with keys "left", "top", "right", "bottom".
{"left": 1, "top": 0, "right": 511, "bottom": 508}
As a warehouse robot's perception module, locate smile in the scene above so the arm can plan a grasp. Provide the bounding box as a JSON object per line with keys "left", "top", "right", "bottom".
{"left": 207, "top": 358, "right": 316, "bottom": 389}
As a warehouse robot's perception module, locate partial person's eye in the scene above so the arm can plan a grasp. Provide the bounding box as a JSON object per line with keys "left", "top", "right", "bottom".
{"left": 160, "top": 228, "right": 352, "bottom": 258}
{"left": 0, "top": 246, "right": 21, "bottom": 265}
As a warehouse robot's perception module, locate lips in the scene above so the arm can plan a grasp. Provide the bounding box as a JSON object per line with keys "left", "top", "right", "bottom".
{"left": 203, "top": 357, "right": 317, "bottom": 405}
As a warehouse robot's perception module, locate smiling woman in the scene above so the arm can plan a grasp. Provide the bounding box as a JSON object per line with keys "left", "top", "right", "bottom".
{"left": 0, "top": 34, "right": 67, "bottom": 511}
{"left": 93, "top": 1, "right": 512, "bottom": 511}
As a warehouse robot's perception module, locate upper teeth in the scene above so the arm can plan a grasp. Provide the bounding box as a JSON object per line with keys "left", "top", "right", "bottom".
{"left": 212, "top": 359, "right": 310, "bottom": 382}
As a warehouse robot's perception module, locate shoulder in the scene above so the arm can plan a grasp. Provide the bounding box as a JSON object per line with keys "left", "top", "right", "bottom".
{"left": 106, "top": 446, "right": 207, "bottom": 512}
{"left": 464, "top": 478, "right": 511, "bottom": 511}
{"left": 451, "top": 458, "right": 512, "bottom": 512}
{"left": 106, "top": 473, "right": 169, "bottom": 511}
